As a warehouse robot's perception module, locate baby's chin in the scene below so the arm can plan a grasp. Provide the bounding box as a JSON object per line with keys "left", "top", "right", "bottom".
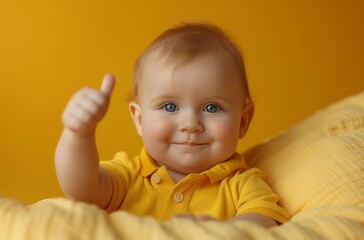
{"left": 148, "top": 147, "right": 231, "bottom": 173}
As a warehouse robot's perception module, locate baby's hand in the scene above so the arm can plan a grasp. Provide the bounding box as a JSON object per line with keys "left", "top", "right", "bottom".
{"left": 62, "top": 74, "right": 115, "bottom": 136}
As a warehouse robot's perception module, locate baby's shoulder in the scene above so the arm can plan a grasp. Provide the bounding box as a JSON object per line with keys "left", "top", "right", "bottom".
{"left": 100, "top": 151, "right": 143, "bottom": 172}
{"left": 227, "top": 167, "right": 266, "bottom": 185}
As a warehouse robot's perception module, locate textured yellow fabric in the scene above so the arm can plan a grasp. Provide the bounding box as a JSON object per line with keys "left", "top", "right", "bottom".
{"left": 100, "top": 149, "right": 289, "bottom": 222}
{"left": 244, "top": 91, "right": 364, "bottom": 217}
{"left": 1, "top": 197, "right": 364, "bottom": 239}
{"left": 1, "top": 91, "right": 364, "bottom": 239}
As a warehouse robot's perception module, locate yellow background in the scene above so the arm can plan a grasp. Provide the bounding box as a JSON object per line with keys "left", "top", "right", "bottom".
{"left": 0, "top": 0, "right": 363, "bottom": 204}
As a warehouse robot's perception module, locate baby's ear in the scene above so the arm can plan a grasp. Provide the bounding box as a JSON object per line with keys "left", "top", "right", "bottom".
{"left": 129, "top": 102, "right": 142, "bottom": 136}
{"left": 239, "top": 102, "right": 255, "bottom": 139}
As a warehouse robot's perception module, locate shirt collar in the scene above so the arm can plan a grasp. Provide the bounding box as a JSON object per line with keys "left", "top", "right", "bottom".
{"left": 139, "top": 148, "right": 247, "bottom": 183}
{"left": 203, "top": 153, "right": 247, "bottom": 183}
{"left": 140, "top": 148, "right": 159, "bottom": 177}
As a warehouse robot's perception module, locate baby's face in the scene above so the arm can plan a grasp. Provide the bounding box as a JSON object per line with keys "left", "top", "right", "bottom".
{"left": 131, "top": 54, "right": 250, "bottom": 175}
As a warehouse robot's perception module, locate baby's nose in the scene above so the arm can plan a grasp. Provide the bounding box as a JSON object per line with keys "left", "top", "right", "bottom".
{"left": 178, "top": 112, "right": 204, "bottom": 133}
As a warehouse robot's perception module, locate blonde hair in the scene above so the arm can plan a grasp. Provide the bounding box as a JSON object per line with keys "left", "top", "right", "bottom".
{"left": 131, "top": 23, "right": 252, "bottom": 103}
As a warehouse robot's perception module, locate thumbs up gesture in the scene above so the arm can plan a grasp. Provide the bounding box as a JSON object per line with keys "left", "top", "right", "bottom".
{"left": 62, "top": 74, "right": 115, "bottom": 136}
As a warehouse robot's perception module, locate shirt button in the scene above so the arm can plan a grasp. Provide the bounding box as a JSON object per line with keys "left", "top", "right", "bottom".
{"left": 151, "top": 173, "right": 162, "bottom": 184}
{"left": 173, "top": 192, "right": 184, "bottom": 203}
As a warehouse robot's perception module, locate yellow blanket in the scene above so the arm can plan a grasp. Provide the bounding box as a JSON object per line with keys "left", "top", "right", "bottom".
{"left": 1, "top": 91, "right": 364, "bottom": 239}
{"left": 1, "top": 197, "right": 364, "bottom": 239}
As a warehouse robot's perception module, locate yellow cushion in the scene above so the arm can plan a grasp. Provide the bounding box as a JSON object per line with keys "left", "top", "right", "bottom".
{"left": 244, "top": 91, "right": 364, "bottom": 219}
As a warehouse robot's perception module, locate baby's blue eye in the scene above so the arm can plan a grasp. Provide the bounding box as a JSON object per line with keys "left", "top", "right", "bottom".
{"left": 204, "top": 104, "right": 219, "bottom": 113}
{"left": 163, "top": 103, "right": 178, "bottom": 112}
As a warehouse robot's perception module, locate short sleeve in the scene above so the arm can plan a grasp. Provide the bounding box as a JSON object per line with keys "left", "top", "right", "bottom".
{"left": 100, "top": 152, "right": 134, "bottom": 212}
{"left": 235, "top": 168, "right": 290, "bottom": 223}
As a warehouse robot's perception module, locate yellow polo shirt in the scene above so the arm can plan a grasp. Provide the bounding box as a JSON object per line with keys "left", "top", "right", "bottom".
{"left": 100, "top": 148, "right": 289, "bottom": 223}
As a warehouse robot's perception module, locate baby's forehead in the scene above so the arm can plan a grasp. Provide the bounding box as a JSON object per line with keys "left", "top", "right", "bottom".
{"left": 140, "top": 53, "right": 244, "bottom": 93}
{"left": 143, "top": 50, "right": 236, "bottom": 74}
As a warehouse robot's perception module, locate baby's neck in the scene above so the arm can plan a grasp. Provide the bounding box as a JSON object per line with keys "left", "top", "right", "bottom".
{"left": 166, "top": 169, "right": 187, "bottom": 183}
{"left": 154, "top": 161, "right": 187, "bottom": 183}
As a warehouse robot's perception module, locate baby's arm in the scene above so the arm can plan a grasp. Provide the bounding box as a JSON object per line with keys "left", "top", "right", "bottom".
{"left": 55, "top": 74, "right": 115, "bottom": 208}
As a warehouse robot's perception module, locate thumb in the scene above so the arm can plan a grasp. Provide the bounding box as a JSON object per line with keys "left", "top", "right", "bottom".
{"left": 100, "top": 73, "right": 115, "bottom": 97}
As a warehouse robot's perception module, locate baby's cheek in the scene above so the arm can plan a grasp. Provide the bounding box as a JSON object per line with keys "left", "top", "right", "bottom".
{"left": 211, "top": 120, "right": 239, "bottom": 141}
{"left": 145, "top": 117, "right": 175, "bottom": 141}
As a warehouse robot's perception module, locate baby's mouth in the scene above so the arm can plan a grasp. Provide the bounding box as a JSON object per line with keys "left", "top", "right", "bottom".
{"left": 172, "top": 142, "right": 209, "bottom": 146}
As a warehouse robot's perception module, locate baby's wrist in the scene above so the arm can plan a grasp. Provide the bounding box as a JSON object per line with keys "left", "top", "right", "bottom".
{"left": 63, "top": 126, "right": 96, "bottom": 139}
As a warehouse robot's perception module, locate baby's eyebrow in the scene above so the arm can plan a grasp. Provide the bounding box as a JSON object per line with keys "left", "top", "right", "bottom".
{"left": 205, "top": 96, "right": 231, "bottom": 104}
{"left": 149, "top": 95, "right": 178, "bottom": 104}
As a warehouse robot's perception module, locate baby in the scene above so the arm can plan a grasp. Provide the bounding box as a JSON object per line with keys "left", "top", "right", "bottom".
{"left": 55, "top": 23, "right": 289, "bottom": 227}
